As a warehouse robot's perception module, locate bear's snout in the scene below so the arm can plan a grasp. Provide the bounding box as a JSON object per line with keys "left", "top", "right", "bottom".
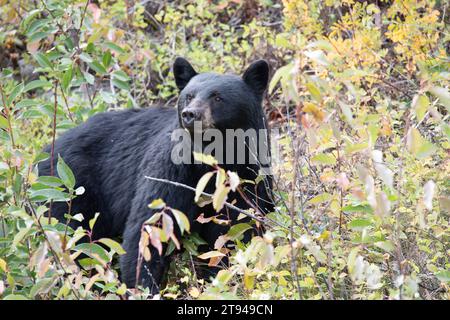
{"left": 180, "top": 105, "right": 213, "bottom": 130}
{"left": 181, "top": 107, "right": 202, "bottom": 126}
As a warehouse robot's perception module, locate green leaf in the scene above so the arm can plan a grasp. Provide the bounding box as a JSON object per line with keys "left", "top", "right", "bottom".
{"left": 21, "top": 9, "right": 41, "bottom": 31}
{"left": 311, "top": 153, "right": 336, "bottom": 165}
{"left": 3, "top": 294, "right": 29, "bottom": 300}
{"left": 28, "top": 31, "right": 50, "bottom": 43}
{"left": 412, "top": 94, "right": 429, "bottom": 122}
{"left": 15, "top": 99, "right": 39, "bottom": 109}
{"left": 268, "top": 63, "right": 294, "bottom": 94}
{"left": 57, "top": 155, "right": 75, "bottom": 189}
{"left": 111, "top": 78, "right": 129, "bottom": 91}
{"left": 38, "top": 176, "right": 63, "bottom": 187}
{"left": 89, "top": 212, "right": 100, "bottom": 230}
{"left": 374, "top": 240, "right": 394, "bottom": 253}
{"left": 7, "top": 83, "right": 24, "bottom": 105}
{"left": 89, "top": 61, "right": 107, "bottom": 75}
{"left": 100, "top": 90, "right": 116, "bottom": 104}
{"left": 61, "top": 66, "right": 73, "bottom": 92}
{"left": 112, "top": 70, "right": 130, "bottom": 81}
{"left": 74, "top": 242, "right": 110, "bottom": 264}
{"left": 30, "top": 189, "right": 70, "bottom": 202}
{"left": 342, "top": 204, "right": 373, "bottom": 213}
{"left": 344, "top": 143, "right": 368, "bottom": 154}
{"left": 102, "top": 51, "right": 112, "bottom": 68}
{"left": 83, "top": 71, "right": 95, "bottom": 85}
{"left": 30, "top": 278, "right": 56, "bottom": 297}
{"left": 34, "top": 52, "right": 53, "bottom": 69}
{"left": 227, "top": 223, "right": 252, "bottom": 240}
{"left": 13, "top": 227, "right": 31, "bottom": 247}
{"left": 104, "top": 42, "right": 126, "bottom": 54}
{"left": 23, "top": 80, "right": 52, "bottom": 92}
{"left": 349, "top": 218, "right": 373, "bottom": 230}
{"left": 79, "top": 53, "right": 93, "bottom": 63}
{"left": 435, "top": 270, "right": 450, "bottom": 283}
{"left": 0, "top": 115, "right": 8, "bottom": 129}
{"left": 98, "top": 238, "right": 126, "bottom": 255}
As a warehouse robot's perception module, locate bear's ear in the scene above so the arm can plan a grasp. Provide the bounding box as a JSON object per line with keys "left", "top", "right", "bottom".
{"left": 242, "top": 60, "right": 269, "bottom": 96}
{"left": 173, "top": 57, "right": 197, "bottom": 91}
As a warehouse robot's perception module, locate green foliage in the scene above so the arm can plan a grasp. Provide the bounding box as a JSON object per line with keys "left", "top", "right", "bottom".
{"left": 0, "top": 0, "right": 449, "bottom": 300}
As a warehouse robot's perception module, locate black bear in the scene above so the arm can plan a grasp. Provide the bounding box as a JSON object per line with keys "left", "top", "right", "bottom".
{"left": 38, "top": 58, "right": 274, "bottom": 294}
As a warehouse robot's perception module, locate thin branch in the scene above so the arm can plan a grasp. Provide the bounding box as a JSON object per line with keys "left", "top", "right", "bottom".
{"left": 48, "top": 80, "right": 59, "bottom": 223}
{"left": 144, "top": 175, "right": 298, "bottom": 235}
{"left": 77, "top": 0, "right": 90, "bottom": 34}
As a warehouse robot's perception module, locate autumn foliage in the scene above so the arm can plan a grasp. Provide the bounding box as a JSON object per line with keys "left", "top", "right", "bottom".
{"left": 0, "top": 0, "right": 448, "bottom": 300}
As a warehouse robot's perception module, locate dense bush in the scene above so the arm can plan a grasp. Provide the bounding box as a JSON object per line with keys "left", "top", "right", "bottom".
{"left": 0, "top": 0, "right": 448, "bottom": 300}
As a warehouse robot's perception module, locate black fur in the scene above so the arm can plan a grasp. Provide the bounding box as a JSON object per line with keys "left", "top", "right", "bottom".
{"left": 38, "top": 59, "right": 274, "bottom": 294}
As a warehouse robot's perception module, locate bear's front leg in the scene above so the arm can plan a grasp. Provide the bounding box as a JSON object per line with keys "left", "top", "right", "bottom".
{"left": 120, "top": 221, "right": 168, "bottom": 296}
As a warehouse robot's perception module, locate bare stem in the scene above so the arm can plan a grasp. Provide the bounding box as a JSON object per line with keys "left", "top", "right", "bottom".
{"left": 144, "top": 175, "right": 298, "bottom": 236}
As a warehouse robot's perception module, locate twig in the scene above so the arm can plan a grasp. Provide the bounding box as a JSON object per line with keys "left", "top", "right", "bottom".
{"left": 59, "top": 82, "right": 74, "bottom": 122}
{"left": 144, "top": 175, "right": 298, "bottom": 235}
{"left": 48, "top": 80, "right": 59, "bottom": 223}
{"left": 288, "top": 127, "right": 302, "bottom": 299}
{"left": 77, "top": 0, "right": 90, "bottom": 34}
{"left": 145, "top": 176, "right": 265, "bottom": 224}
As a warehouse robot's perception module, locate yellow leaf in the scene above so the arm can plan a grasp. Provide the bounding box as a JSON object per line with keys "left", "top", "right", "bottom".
{"left": 163, "top": 293, "right": 178, "bottom": 299}
{"left": 244, "top": 271, "right": 255, "bottom": 290}
{"left": 171, "top": 208, "right": 190, "bottom": 234}
{"left": 311, "top": 153, "right": 336, "bottom": 165}
{"left": 308, "top": 192, "right": 332, "bottom": 204}
{"left": 303, "top": 102, "right": 325, "bottom": 122}
{"left": 215, "top": 168, "right": 226, "bottom": 188}
{"left": 148, "top": 199, "right": 165, "bottom": 209}
{"left": 198, "top": 251, "right": 226, "bottom": 260}
{"left": 216, "top": 270, "right": 233, "bottom": 284}
{"left": 0, "top": 258, "right": 7, "bottom": 272}
{"left": 212, "top": 183, "right": 230, "bottom": 212}
{"left": 412, "top": 94, "right": 429, "bottom": 122}
{"left": 306, "top": 82, "right": 322, "bottom": 102}
{"left": 116, "top": 283, "right": 127, "bottom": 295}
{"left": 195, "top": 172, "right": 214, "bottom": 202}
{"left": 406, "top": 128, "right": 437, "bottom": 159}
{"left": 188, "top": 287, "right": 200, "bottom": 298}
{"left": 193, "top": 152, "right": 218, "bottom": 166}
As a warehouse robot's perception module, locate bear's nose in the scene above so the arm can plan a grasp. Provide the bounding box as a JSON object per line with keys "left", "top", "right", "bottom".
{"left": 181, "top": 108, "right": 202, "bottom": 127}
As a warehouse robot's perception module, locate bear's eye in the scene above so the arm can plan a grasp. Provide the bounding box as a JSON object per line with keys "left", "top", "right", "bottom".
{"left": 214, "top": 95, "right": 223, "bottom": 102}
{"left": 185, "top": 94, "right": 193, "bottom": 103}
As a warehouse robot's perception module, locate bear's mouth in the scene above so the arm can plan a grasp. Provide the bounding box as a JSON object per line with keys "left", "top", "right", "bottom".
{"left": 182, "top": 120, "right": 216, "bottom": 133}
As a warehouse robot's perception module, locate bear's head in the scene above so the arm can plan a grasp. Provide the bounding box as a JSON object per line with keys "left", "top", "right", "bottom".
{"left": 173, "top": 57, "right": 269, "bottom": 132}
